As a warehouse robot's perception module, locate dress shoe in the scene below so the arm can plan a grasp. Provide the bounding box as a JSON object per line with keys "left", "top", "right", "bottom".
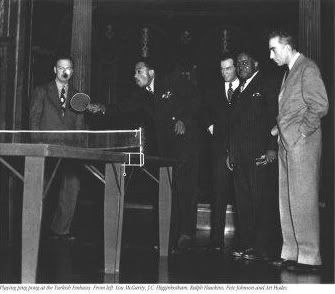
{"left": 242, "top": 248, "right": 260, "bottom": 261}
{"left": 48, "top": 233, "right": 76, "bottom": 241}
{"left": 232, "top": 248, "right": 245, "bottom": 258}
{"left": 269, "top": 258, "right": 297, "bottom": 268}
{"left": 286, "top": 263, "right": 322, "bottom": 273}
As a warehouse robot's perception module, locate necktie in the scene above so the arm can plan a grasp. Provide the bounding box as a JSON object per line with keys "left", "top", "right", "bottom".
{"left": 60, "top": 87, "right": 66, "bottom": 115}
{"left": 240, "top": 81, "right": 246, "bottom": 92}
{"left": 284, "top": 70, "right": 289, "bottom": 82}
{"left": 227, "top": 82, "right": 233, "bottom": 103}
{"left": 146, "top": 85, "right": 153, "bottom": 94}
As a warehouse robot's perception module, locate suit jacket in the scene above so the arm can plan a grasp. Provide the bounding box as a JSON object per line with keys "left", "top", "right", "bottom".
{"left": 229, "top": 72, "right": 277, "bottom": 164}
{"left": 277, "top": 54, "right": 328, "bottom": 149}
{"left": 29, "top": 81, "right": 85, "bottom": 146}
{"left": 203, "top": 81, "right": 234, "bottom": 156}
{"left": 107, "top": 73, "right": 201, "bottom": 158}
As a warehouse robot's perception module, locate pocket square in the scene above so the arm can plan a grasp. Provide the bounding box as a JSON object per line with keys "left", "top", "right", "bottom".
{"left": 161, "top": 90, "right": 173, "bottom": 99}
{"left": 252, "top": 92, "right": 263, "bottom": 98}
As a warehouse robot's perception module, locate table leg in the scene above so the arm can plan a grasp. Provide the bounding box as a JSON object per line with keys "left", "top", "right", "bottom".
{"left": 104, "top": 163, "right": 124, "bottom": 273}
{"left": 21, "top": 156, "right": 45, "bottom": 283}
{"left": 159, "top": 166, "right": 172, "bottom": 256}
{"left": 158, "top": 256, "right": 169, "bottom": 283}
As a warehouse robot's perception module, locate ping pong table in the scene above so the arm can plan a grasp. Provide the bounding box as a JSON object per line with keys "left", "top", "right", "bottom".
{"left": 0, "top": 143, "right": 175, "bottom": 283}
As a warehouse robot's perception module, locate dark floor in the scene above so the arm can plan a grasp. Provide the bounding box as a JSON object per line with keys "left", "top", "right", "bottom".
{"left": 0, "top": 207, "right": 333, "bottom": 284}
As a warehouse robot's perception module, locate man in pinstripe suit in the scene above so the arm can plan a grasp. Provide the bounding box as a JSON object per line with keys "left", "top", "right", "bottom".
{"left": 229, "top": 50, "right": 278, "bottom": 261}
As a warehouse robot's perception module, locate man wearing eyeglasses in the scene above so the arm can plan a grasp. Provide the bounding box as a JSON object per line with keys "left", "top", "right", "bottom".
{"left": 29, "top": 54, "right": 85, "bottom": 241}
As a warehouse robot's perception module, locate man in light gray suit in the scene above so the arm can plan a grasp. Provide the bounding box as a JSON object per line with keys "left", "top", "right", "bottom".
{"left": 268, "top": 30, "right": 328, "bottom": 272}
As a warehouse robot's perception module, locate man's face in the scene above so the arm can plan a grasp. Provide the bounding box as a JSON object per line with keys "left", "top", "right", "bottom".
{"left": 134, "top": 62, "right": 154, "bottom": 88}
{"left": 220, "top": 58, "right": 237, "bottom": 82}
{"left": 54, "top": 59, "right": 73, "bottom": 83}
{"left": 236, "top": 53, "right": 257, "bottom": 80}
{"left": 269, "top": 36, "right": 288, "bottom": 66}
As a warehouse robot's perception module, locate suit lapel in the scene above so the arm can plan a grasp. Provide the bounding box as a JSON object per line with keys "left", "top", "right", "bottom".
{"left": 244, "top": 73, "right": 260, "bottom": 94}
{"left": 67, "top": 84, "right": 77, "bottom": 108}
{"left": 279, "top": 54, "right": 305, "bottom": 104}
{"left": 222, "top": 83, "right": 228, "bottom": 103}
{"left": 153, "top": 76, "right": 163, "bottom": 100}
{"left": 47, "top": 81, "right": 61, "bottom": 110}
{"left": 236, "top": 72, "right": 260, "bottom": 102}
{"left": 280, "top": 70, "right": 289, "bottom": 89}
{"left": 280, "top": 54, "right": 305, "bottom": 92}
{"left": 48, "top": 81, "right": 74, "bottom": 119}
{"left": 218, "top": 83, "right": 230, "bottom": 106}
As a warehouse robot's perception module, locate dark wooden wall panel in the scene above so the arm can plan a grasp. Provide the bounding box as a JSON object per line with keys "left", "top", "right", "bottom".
{"left": 0, "top": 0, "right": 33, "bottom": 242}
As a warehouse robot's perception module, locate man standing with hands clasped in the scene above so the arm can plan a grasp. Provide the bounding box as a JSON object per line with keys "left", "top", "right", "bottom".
{"left": 268, "top": 30, "right": 328, "bottom": 272}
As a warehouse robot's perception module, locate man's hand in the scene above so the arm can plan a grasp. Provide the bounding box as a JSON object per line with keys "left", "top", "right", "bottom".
{"left": 256, "top": 150, "right": 277, "bottom": 166}
{"left": 86, "top": 103, "right": 106, "bottom": 115}
{"left": 271, "top": 125, "right": 278, "bottom": 136}
{"left": 255, "top": 155, "right": 267, "bottom": 166}
{"left": 265, "top": 150, "right": 277, "bottom": 163}
{"left": 174, "top": 120, "right": 186, "bottom": 135}
{"left": 208, "top": 124, "right": 214, "bottom": 135}
{"left": 226, "top": 154, "right": 234, "bottom": 171}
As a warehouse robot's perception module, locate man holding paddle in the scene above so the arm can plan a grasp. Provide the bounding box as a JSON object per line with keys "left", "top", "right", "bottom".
{"left": 87, "top": 57, "right": 201, "bottom": 254}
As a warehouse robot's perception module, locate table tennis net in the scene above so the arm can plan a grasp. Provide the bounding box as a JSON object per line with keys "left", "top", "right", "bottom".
{"left": 0, "top": 129, "right": 144, "bottom": 166}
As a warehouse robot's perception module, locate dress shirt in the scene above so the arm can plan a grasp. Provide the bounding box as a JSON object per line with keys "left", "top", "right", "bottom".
{"left": 225, "top": 78, "right": 239, "bottom": 97}
{"left": 288, "top": 52, "right": 300, "bottom": 70}
{"left": 208, "top": 77, "right": 240, "bottom": 134}
{"left": 55, "top": 80, "right": 68, "bottom": 98}
{"left": 240, "top": 71, "right": 259, "bottom": 92}
{"left": 146, "top": 79, "right": 154, "bottom": 93}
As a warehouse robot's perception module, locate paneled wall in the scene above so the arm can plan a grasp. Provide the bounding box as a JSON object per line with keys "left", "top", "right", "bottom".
{"left": 0, "top": 0, "right": 33, "bottom": 242}
{"left": 0, "top": 0, "right": 333, "bottom": 241}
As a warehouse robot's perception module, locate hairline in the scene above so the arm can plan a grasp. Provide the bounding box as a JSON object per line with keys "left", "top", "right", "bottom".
{"left": 220, "top": 57, "right": 234, "bottom": 64}
{"left": 55, "top": 58, "right": 73, "bottom": 68}
{"left": 269, "top": 30, "right": 296, "bottom": 50}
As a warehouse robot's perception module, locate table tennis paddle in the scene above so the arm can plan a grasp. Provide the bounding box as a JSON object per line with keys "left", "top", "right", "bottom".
{"left": 70, "top": 92, "right": 91, "bottom": 112}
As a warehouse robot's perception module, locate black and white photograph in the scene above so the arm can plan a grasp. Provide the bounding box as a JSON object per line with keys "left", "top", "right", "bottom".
{"left": 0, "top": 0, "right": 333, "bottom": 289}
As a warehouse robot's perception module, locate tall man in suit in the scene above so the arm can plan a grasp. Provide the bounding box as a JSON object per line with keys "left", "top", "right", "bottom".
{"left": 229, "top": 50, "right": 278, "bottom": 261}
{"left": 88, "top": 57, "right": 201, "bottom": 253}
{"left": 269, "top": 31, "right": 328, "bottom": 272}
{"left": 203, "top": 52, "right": 239, "bottom": 252}
{"left": 30, "top": 55, "right": 85, "bottom": 240}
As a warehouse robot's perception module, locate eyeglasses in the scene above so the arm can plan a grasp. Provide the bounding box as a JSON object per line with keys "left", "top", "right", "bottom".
{"left": 237, "top": 60, "right": 250, "bottom": 67}
{"left": 57, "top": 67, "right": 73, "bottom": 71}
{"left": 221, "top": 66, "right": 234, "bottom": 72}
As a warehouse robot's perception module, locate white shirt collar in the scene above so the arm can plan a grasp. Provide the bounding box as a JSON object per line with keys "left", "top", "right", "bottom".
{"left": 146, "top": 78, "right": 154, "bottom": 93}
{"left": 55, "top": 80, "right": 68, "bottom": 95}
{"left": 242, "top": 70, "right": 259, "bottom": 91}
{"left": 288, "top": 52, "right": 300, "bottom": 70}
{"left": 225, "top": 78, "right": 239, "bottom": 91}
